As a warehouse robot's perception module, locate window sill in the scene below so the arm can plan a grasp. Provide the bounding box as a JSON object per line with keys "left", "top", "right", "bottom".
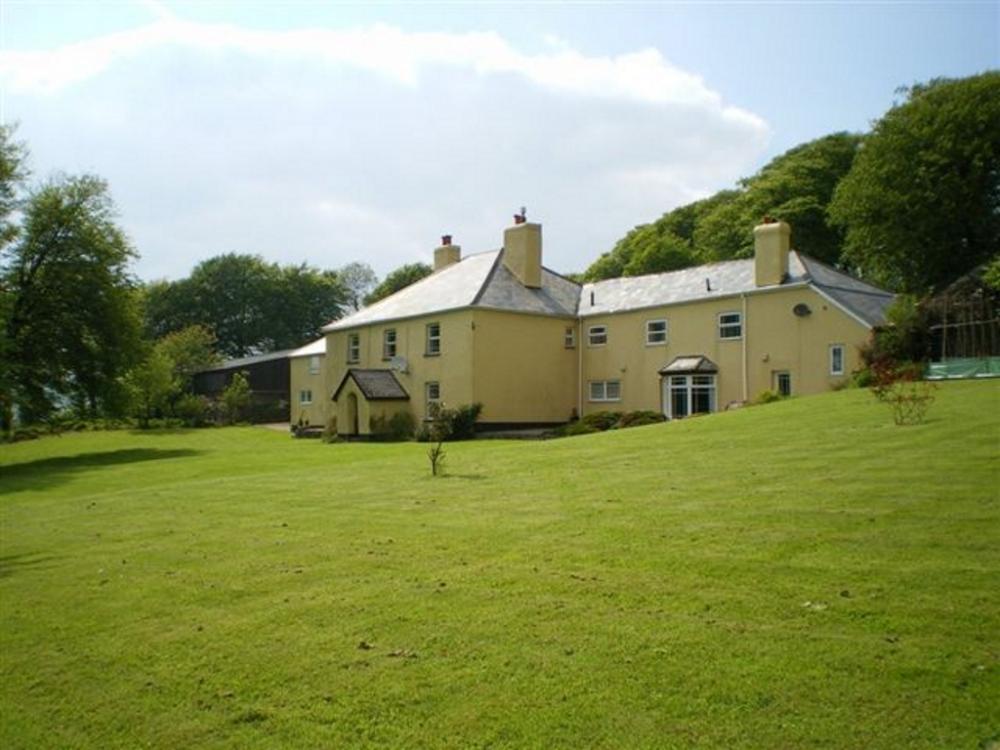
{"left": 424, "top": 352, "right": 441, "bottom": 358}
{"left": 645, "top": 341, "right": 667, "bottom": 347}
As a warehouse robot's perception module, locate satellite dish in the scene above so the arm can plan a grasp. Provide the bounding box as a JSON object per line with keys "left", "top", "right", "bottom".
{"left": 793, "top": 303, "right": 812, "bottom": 317}
{"left": 389, "top": 356, "right": 409, "bottom": 373}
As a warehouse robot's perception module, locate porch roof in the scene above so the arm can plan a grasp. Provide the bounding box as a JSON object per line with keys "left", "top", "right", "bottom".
{"left": 658, "top": 355, "right": 719, "bottom": 375}
{"left": 332, "top": 369, "right": 410, "bottom": 402}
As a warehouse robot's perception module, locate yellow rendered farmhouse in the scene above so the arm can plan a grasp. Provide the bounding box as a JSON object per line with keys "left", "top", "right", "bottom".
{"left": 300, "top": 217, "right": 892, "bottom": 437}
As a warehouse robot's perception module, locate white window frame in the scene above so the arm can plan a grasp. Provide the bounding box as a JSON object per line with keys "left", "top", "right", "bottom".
{"left": 718, "top": 312, "right": 742, "bottom": 340}
{"left": 426, "top": 323, "right": 441, "bottom": 356}
{"left": 425, "top": 381, "right": 440, "bottom": 416}
{"left": 665, "top": 374, "right": 716, "bottom": 419}
{"left": 564, "top": 326, "right": 576, "bottom": 349}
{"left": 588, "top": 380, "right": 621, "bottom": 402}
{"left": 383, "top": 328, "right": 397, "bottom": 360}
{"left": 830, "top": 344, "right": 845, "bottom": 376}
{"left": 347, "top": 333, "right": 360, "bottom": 364}
{"left": 299, "top": 389, "right": 313, "bottom": 405}
{"left": 588, "top": 325, "right": 608, "bottom": 347}
{"left": 646, "top": 319, "right": 668, "bottom": 346}
{"left": 308, "top": 355, "right": 320, "bottom": 375}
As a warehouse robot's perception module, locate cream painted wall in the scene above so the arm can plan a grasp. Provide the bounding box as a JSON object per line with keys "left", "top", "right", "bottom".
{"left": 326, "top": 309, "right": 476, "bottom": 434}
{"left": 579, "top": 285, "right": 870, "bottom": 415}
{"left": 471, "top": 309, "right": 579, "bottom": 423}
{"left": 289, "top": 355, "right": 328, "bottom": 427}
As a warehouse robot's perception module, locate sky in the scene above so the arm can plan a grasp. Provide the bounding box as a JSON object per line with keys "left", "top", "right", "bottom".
{"left": 1, "top": 1, "right": 997, "bottom": 282}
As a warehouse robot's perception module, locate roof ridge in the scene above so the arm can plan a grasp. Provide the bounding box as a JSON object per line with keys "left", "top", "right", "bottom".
{"left": 470, "top": 248, "right": 505, "bottom": 306}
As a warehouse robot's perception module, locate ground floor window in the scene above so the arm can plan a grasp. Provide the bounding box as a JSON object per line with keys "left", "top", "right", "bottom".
{"left": 830, "top": 344, "right": 845, "bottom": 375}
{"left": 774, "top": 371, "right": 792, "bottom": 397}
{"left": 425, "top": 381, "right": 440, "bottom": 415}
{"left": 666, "top": 374, "right": 716, "bottom": 419}
{"left": 299, "top": 389, "right": 313, "bottom": 405}
{"left": 589, "top": 380, "right": 621, "bottom": 402}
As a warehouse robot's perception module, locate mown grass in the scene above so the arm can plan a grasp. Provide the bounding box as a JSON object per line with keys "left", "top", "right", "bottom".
{"left": 1, "top": 381, "right": 998, "bottom": 749}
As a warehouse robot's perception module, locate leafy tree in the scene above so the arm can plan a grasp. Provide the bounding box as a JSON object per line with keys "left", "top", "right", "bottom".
{"left": 221, "top": 371, "right": 252, "bottom": 424}
{"left": 125, "top": 347, "right": 176, "bottom": 427}
{"left": 365, "top": 262, "right": 432, "bottom": 305}
{"left": 2, "top": 173, "right": 143, "bottom": 423}
{"left": 154, "top": 324, "right": 218, "bottom": 393}
{"left": 0, "top": 125, "right": 28, "bottom": 437}
{"left": 829, "top": 73, "right": 1000, "bottom": 293}
{"left": 338, "top": 261, "right": 377, "bottom": 312}
{"left": 584, "top": 132, "right": 861, "bottom": 280}
{"left": 144, "top": 256, "right": 346, "bottom": 357}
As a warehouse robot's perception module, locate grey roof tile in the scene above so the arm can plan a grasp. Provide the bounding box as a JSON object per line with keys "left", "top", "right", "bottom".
{"left": 332, "top": 369, "right": 409, "bottom": 401}
{"left": 798, "top": 255, "right": 895, "bottom": 327}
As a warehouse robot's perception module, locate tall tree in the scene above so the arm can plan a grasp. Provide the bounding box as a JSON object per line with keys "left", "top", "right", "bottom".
{"left": 154, "top": 324, "right": 219, "bottom": 392}
{"left": 338, "top": 261, "right": 377, "bottom": 312}
{"left": 365, "top": 262, "right": 432, "bottom": 305}
{"left": 144, "top": 255, "right": 346, "bottom": 357}
{"left": 829, "top": 73, "right": 1000, "bottom": 293}
{"left": 0, "top": 125, "right": 28, "bottom": 436}
{"left": 2, "top": 174, "right": 143, "bottom": 422}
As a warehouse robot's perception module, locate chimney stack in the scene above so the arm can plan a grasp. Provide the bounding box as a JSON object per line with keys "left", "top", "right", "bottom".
{"left": 502, "top": 210, "right": 542, "bottom": 288}
{"left": 753, "top": 219, "right": 790, "bottom": 287}
{"left": 434, "top": 234, "right": 461, "bottom": 271}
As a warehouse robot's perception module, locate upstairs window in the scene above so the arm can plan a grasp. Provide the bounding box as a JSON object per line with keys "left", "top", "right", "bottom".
{"left": 308, "top": 355, "right": 320, "bottom": 374}
{"left": 564, "top": 327, "right": 576, "bottom": 349}
{"left": 347, "top": 333, "right": 360, "bottom": 364}
{"left": 383, "top": 328, "right": 397, "bottom": 360}
{"left": 426, "top": 323, "right": 441, "bottom": 356}
{"left": 588, "top": 325, "right": 608, "bottom": 347}
{"left": 646, "top": 319, "right": 668, "bottom": 346}
{"left": 718, "top": 312, "right": 742, "bottom": 340}
{"left": 830, "top": 344, "right": 845, "bottom": 375}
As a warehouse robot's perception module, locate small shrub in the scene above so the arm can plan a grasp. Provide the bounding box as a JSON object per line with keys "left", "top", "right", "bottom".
{"left": 616, "top": 410, "right": 666, "bottom": 428}
{"left": 754, "top": 389, "right": 783, "bottom": 405}
{"left": 426, "top": 403, "right": 451, "bottom": 476}
{"left": 370, "top": 411, "right": 416, "bottom": 442}
{"left": 415, "top": 403, "right": 482, "bottom": 442}
{"left": 173, "top": 393, "right": 211, "bottom": 427}
{"left": 321, "top": 416, "right": 338, "bottom": 443}
{"left": 581, "top": 411, "right": 622, "bottom": 431}
{"left": 868, "top": 360, "right": 936, "bottom": 425}
{"left": 561, "top": 420, "right": 599, "bottom": 436}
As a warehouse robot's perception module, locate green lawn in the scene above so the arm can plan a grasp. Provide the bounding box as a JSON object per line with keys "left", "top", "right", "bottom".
{"left": 1, "top": 382, "right": 998, "bottom": 749}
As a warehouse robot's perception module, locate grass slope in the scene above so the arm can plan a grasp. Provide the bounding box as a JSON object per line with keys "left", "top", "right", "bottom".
{"left": 1, "top": 382, "right": 998, "bottom": 749}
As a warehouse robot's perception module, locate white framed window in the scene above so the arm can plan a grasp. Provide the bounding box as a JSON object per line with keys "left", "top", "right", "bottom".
{"left": 666, "top": 374, "right": 716, "bottom": 419}
{"left": 308, "top": 355, "right": 321, "bottom": 374}
{"left": 588, "top": 325, "right": 608, "bottom": 347}
{"left": 588, "top": 380, "right": 621, "bottom": 402}
{"left": 383, "top": 328, "right": 397, "bottom": 360}
{"left": 775, "top": 371, "right": 792, "bottom": 397}
{"left": 426, "top": 322, "right": 441, "bottom": 356}
{"left": 299, "top": 389, "right": 313, "bottom": 405}
{"left": 646, "top": 319, "right": 668, "bottom": 346}
{"left": 830, "top": 344, "right": 845, "bottom": 375}
{"left": 564, "top": 326, "right": 576, "bottom": 349}
{"left": 347, "top": 333, "right": 360, "bottom": 364}
{"left": 718, "top": 312, "right": 742, "bottom": 340}
{"left": 425, "top": 381, "right": 440, "bottom": 415}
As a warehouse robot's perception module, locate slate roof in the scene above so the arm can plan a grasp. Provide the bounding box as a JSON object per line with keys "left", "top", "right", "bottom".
{"left": 289, "top": 337, "right": 326, "bottom": 359}
{"left": 323, "top": 250, "right": 579, "bottom": 331}
{"left": 332, "top": 369, "right": 409, "bottom": 401}
{"left": 659, "top": 355, "right": 719, "bottom": 375}
{"left": 198, "top": 349, "right": 294, "bottom": 373}
{"left": 321, "top": 247, "right": 892, "bottom": 332}
{"left": 797, "top": 255, "right": 895, "bottom": 328}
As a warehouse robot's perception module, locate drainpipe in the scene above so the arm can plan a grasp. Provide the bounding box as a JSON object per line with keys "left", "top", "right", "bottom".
{"left": 741, "top": 293, "right": 749, "bottom": 402}
{"left": 577, "top": 317, "right": 583, "bottom": 418}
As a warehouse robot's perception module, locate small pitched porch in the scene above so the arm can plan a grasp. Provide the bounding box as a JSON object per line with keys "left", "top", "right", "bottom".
{"left": 331, "top": 369, "right": 410, "bottom": 437}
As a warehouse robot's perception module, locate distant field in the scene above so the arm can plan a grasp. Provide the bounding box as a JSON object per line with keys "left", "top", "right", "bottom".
{"left": 1, "top": 381, "right": 998, "bottom": 749}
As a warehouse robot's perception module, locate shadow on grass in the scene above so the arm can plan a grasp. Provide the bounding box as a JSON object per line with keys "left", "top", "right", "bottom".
{"left": 0, "top": 448, "right": 204, "bottom": 494}
{"left": 0, "top": 552, "right": 63, "bottom": 578}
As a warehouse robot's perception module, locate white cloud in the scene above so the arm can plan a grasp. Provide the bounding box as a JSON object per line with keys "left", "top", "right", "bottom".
{"left": 0, "top": 20, "right": 770, "bottom": 279}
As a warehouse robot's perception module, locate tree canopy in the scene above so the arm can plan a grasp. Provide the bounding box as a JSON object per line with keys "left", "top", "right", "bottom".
{"left": 144, "top": 255, "right": 347, "bottom": 358}
{"left": 583, "top": 132, "right": 861, "bottom": 281}
{"left": 365, "top": 262, "right": 433, "bottom": 305}
{"left": 2, "top": 171, "right": 143, "bottom": 423}
{"left": 829, "top": 72, "right": 1000, "bottom": 293}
